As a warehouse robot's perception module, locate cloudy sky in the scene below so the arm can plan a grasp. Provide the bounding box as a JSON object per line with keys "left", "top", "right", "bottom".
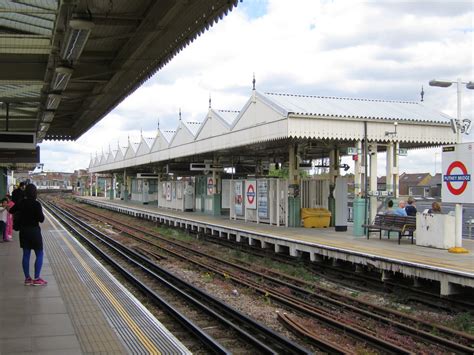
{"left": 39, "top": 0, "right": 474, "bottom": 175}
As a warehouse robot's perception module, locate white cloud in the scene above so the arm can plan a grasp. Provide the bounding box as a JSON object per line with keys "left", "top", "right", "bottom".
{"left": 41, "top": 0, "right": 474, "bottom": 176}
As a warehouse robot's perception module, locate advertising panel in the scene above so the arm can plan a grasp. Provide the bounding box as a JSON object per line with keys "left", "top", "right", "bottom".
{"left": 177, "top": 181, "right": 183, "bottom": 199}
{"left": 257, "top": 179, "right": 268, "bottom": 218}
{"left": 166, "top": 182, "right": 172, "bottom": 201}
{"left": 234, "top": 181, "right": 243, "bottom": 216}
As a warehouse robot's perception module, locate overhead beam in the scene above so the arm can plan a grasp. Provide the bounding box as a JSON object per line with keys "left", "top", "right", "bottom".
{"left": 0, "top": 96, "right": 41, "bottom": 103}
{"left": 0, "top": 57, "right": 47, "bottom": 81}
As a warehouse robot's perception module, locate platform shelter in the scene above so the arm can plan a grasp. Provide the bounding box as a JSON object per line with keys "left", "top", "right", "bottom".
{"left": 89, "top": 88, "right": 457, "bottom": 229}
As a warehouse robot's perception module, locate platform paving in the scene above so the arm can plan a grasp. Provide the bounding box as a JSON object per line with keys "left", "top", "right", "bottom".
{"left": 0, "top": 232, "right": 83, "bottom": 355}
{"left": 0, "top": 208, "right": 189, "bottom": 354}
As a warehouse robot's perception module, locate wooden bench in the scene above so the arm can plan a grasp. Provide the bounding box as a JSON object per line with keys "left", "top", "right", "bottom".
{"left": 362, "top": 213, "right": 416, "bottom": 244}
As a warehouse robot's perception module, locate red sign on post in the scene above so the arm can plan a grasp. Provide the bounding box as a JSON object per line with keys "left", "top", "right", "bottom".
{"left": 246, "top": 180, "right": 256, "bottom": 209}
{"left": 442, "top": 143, "right": 473, "bottom": 203}
{"left": 207, "top": 177, "right": 214, "bottom": 195}
{"left": 445, "top": 161, "right": 469, "bottom": 195}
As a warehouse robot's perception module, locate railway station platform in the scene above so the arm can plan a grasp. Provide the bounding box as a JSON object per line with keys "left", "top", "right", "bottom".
{"left": 0, "top": 209, "right": 190, "bottom": 354}
{"left": 78, "top": 197, "right": 474, "bottom": 297}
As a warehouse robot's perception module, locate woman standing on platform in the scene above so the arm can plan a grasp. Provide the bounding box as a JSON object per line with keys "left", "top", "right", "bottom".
{"left": 8, "top": 184, "right": 47, "bottom": 286}
{"left": 0, "top": 198, "right": 8, "bottom": 241}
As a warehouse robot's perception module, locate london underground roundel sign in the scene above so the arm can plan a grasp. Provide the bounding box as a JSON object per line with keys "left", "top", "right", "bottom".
{"left": 444, "top": 161, "right": 469, "bottom": 195}
{"left": 247, "top": 185, "right": 255, "bottom": 204}
{"left": 245, "top": 180, "right": 257, "bottom": 209}
{"left": 442, "top": 143, "right": 473, "bottom": 204}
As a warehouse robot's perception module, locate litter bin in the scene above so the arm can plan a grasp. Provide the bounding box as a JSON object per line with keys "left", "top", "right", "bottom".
{"left": 301, "top": 208, "right": 332, "bottom": 228}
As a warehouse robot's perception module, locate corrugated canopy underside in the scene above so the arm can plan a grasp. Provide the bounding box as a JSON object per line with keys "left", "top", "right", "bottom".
{"left": 0, "top": 0, "right": 239, "bottom": 141}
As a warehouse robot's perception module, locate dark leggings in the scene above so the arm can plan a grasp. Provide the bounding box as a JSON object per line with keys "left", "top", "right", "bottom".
{"left": 22, "top": 249, "right": 44, "bottom": 279}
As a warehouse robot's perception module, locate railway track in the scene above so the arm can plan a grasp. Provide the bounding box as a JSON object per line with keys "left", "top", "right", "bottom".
{"left": 44, "top": 200, "right": 312, "bottom": 354}
{"left": 52, "top": 198, "right": 474, "bottom": 354}
{"left": 200, "top": 231, "right": 474, "bottom": 312}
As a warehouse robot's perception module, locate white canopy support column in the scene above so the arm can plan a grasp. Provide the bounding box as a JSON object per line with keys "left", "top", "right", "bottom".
{"left": 95, "top": 174, "right": 98, "bottom": 196}
{"left": 354, "top": 141, "right": 362, "bottom": 196}
{"left": 328, "top": 148, "right": 340, "bottom": 227}
{"left": 89, "top": 172, "right": 93, "bottom": 196}
{"left": 123, "top": 169, "right": 128, "bottom": 201}
{"left": 394, "top": 142, "right": 400, "bottom": 198}
{"left": 329, "top": 148, "right": 340, "bottom": 186}
{"left": 288, "top": 143, "right": 301, "bottom": 227}
{"left": 112, "top": 173, "right": 116, "bottom": 199}
{"left": 386, "top": 142, "right": 394, "bottom": 196}
{"left": 369, "top": 143, "right": 378, "bottom": 222}
{"left": 288, "top": 143, "right": 298, "bottom": 184}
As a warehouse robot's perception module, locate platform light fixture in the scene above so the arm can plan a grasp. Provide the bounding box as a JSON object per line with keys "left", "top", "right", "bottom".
{"left": 60, "top": 19, "right": 94, "bottom": 61}
{"left": 51, "top": 66, "right": 73, "bottom": 92}
{"left": 39, "top": 123, "right": 50, "bottom": 132}
{"left": 46, "top": 94, "right": 61, "bottom": 110}
{"left": 42, "top": 110, "right": 55, "bottom": 123}
{"left": 428, "top": 79, "right": 452, "bottom": 88}
{"left": 385, "top": 121, "right": 398, "bottom": 137}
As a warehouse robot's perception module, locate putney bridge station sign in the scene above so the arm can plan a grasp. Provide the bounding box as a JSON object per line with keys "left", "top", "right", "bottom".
{"left": 442, "top": 143, "right": 473, "bottom": 203}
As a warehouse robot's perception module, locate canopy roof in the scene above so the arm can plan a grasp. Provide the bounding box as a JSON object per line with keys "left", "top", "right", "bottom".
{"left": 89, "top": 89, "right": 456, "bottom": 174}
{"left": 262, "top": 92, "right": 452, "bottom": 123}
{"left": 0, "top": 0, "right": 239, "bottom": 142}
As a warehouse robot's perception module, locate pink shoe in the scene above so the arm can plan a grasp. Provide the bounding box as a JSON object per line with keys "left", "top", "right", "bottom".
{"left": 24, "top": 277, "right": 33, "bottom": 286}
{"left": 33, "top": 278, "right": 48, "bottom": 286}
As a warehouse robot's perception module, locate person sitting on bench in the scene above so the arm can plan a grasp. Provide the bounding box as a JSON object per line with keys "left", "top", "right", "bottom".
{"left": 394, "top": 200, "right": 408, "bottom": 216}
{"left": 385, "top": 199, "right": 395, "bottom": 214}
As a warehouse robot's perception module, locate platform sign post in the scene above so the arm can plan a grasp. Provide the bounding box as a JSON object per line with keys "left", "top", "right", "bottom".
{"left": 442, "top": 143, "right": 473, "bottom": 253}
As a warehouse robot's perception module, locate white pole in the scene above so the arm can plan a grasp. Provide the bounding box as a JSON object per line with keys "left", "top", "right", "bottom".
{"left": 454, "top": 78, "right": 463, "bottom": 251}
{"left": 369, "top": 143, "right": 378, "bottom": 221}
{"left": 386, "top": 142, "right": 394, "bottom": 196}
{"left": 394, "top": 142, "right": 400, "bottom": 198}
{"left": 354, "top": 141, "right": 362, "bottom": 196}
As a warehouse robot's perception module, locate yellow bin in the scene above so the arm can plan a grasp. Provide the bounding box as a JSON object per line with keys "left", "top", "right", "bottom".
{"left": 301, "top": 208, "right": 331, "bottom": 228}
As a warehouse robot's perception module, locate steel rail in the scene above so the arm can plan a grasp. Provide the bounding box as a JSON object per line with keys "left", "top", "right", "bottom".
{"left": 63, "top": 199, "right": 474, "bottom": 352}
{"left": 46, "top": 201, "right": 311, "bottom": 355}
{"left": 57, "top": 202, "right": 414, "bottom": 353}
{"left": 277, "top": 312, "right": 348, "bottom": 355}
{"left": 44, "top": 201, "right": 230, "bottom": 355}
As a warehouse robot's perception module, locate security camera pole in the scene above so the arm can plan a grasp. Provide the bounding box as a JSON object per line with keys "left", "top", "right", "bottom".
{"left": 430, "top": 77, "right": 473, "bottom": 253}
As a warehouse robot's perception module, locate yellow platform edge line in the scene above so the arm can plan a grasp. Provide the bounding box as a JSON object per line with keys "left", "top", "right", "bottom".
{"left": 46, "top": 214, "right": 162, "bottom": 355}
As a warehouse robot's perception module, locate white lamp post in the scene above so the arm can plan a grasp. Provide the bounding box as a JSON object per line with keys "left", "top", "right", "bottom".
{"left": 429, "top": 78, "right": 473, "bottom": 253}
